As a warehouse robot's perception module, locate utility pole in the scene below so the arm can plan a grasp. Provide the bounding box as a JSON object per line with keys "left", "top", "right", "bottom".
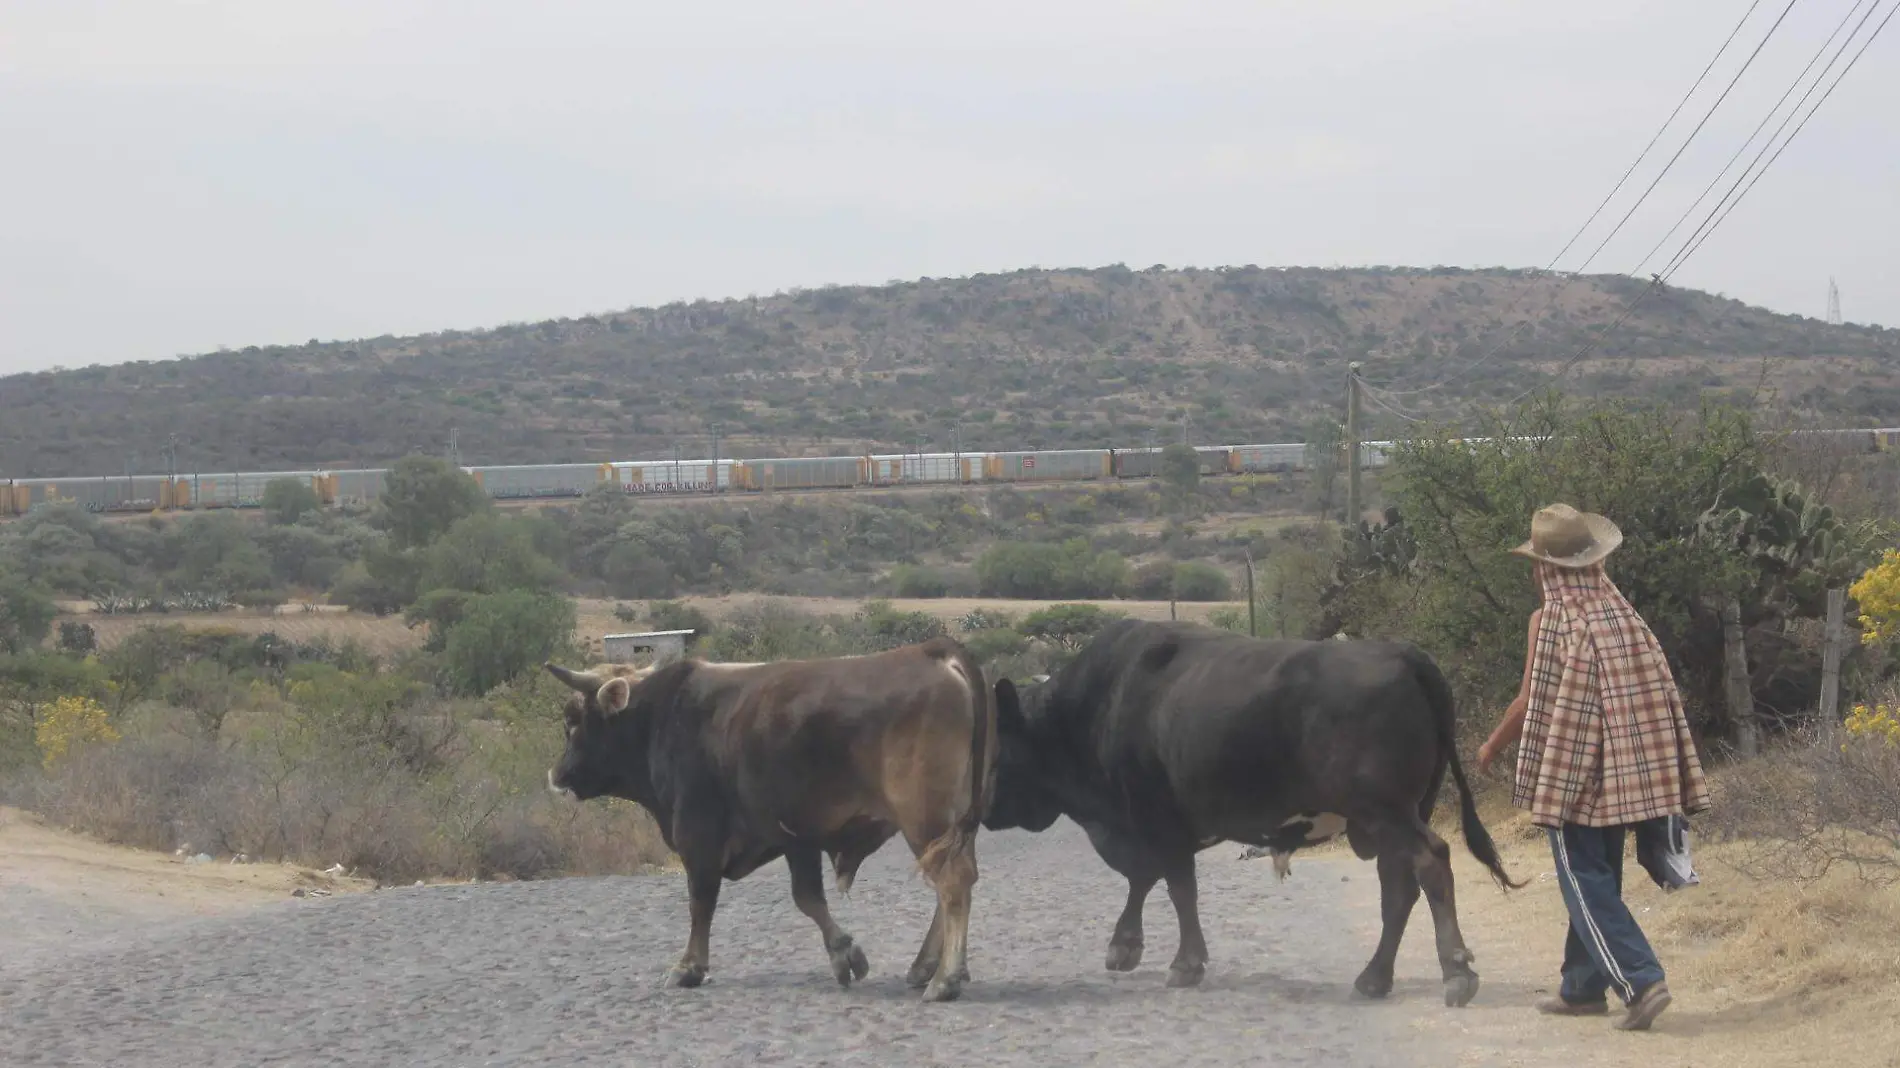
{"left": 448, "top": 427, "right": 461, "bottom": 468}
{"left": 1827, "top": 277, "right": 1843, "bottom": 326}
{"left": 709, "top": 422, "right": 722, "bottom": 493}
{"left": 1345, "top": 362, "right": 1362, "bottom": 528}
{"left": 952, "top": 419, "right": 964, "bottom": 483}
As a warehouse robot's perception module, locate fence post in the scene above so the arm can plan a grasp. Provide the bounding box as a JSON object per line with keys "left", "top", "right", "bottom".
{"left": 1245, "top": 553, "right": 1258, "bottom": 637}
{"left": 1721, "top": 600, "right": 1756, "bottom": 758}
{"left": 1819, "top": 587, "right": 1847, "bottom": 723}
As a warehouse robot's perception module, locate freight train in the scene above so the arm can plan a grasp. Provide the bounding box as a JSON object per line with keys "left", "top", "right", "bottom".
{"left": 5, "top": 427, "right": 1898, "bottom": 518}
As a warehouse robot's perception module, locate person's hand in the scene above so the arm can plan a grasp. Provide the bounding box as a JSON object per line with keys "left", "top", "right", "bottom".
{"left": 1477, "top": 739, "right": 1502, "bottom": 775}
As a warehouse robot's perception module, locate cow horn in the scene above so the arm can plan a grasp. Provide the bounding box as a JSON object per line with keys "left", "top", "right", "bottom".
{"left": 544, "top": 662, "right": 602, "bottom": 694}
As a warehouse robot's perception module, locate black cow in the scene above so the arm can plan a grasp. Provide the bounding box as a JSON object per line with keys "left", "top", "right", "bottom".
{"left": 983, "top": 619, "right": 1522, "bottom": 1006}
{"left": 544, "top": 636, "right": 994, "bottom": 1003}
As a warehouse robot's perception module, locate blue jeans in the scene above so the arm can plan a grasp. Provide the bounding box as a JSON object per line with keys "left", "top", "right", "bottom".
{"left": 1547, "top": 821, "right": 1667, "bottom": 1006}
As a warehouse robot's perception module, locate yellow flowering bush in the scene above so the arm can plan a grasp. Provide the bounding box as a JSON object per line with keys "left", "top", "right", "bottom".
{"left": 1849, "top": 548, "right": 1900, "bottom": 645}
{"left": 1843, "top": 703, "right": 1900, "bottom": 747}
{"left": 34, "top": 695, "right": 120, "bottom": 769}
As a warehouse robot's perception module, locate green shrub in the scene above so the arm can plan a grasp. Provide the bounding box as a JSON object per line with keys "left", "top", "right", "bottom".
{"left": 888, "top": 564, "right": 950, "bottom": 598}
{"left": 441, "top": 591, "right": 577, "bottom": 696}
{"left": 1171, "top": 561, "right": 1232, "bottom": 601}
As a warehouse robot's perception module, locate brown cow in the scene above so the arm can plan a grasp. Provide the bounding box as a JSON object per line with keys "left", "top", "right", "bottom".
{"left": 543, "top": 636, "right": 995, "bottom": 1003}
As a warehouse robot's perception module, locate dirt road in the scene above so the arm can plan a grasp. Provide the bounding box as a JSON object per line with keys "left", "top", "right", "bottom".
{"left": 0, "top": 818, "right": 1503, "bottom": 1068}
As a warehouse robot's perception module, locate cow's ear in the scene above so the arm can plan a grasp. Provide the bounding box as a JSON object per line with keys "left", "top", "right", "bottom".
{"left": 994, "top": 678, "right": 1026, "bottom": 734}
{"left": 597, "top": 676, "right": 633, "bottom": 716}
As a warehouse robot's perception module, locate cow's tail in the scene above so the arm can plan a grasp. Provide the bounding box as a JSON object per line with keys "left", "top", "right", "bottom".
{"left": 1415, "top": 650, "right": 1526, "bottom": 891}
{"left": 916, "top": 640, "right": 993, "bottom": 882}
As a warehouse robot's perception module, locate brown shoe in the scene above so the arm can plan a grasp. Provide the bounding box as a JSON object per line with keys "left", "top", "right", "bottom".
{"left": 1537, "top": 995, "right": 1610, "bottom": 1016}
{"left": 1613, "top": 981, "right": 1673, "bottom": 1031}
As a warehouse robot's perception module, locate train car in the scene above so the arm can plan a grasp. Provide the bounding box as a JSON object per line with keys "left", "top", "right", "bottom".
{"left": 465, "top": 463, "right": 606, "bottom": 501}
{"left": 327, "top": 468, "right": 388, "bottom": 509}
{"left": 1111, "top": 445, "right": 1232, "bottom": 478}
{"left": 175, "top": 470, "right": 325, "bottom": 510}
{"left": 1110, "top": 447, "right": 1159, "bottom": 478}
{"left": 1873, "top": 428, "right": 1900, "bottom": 451}
{"left": 1192, "top": 446, "right": 1233, "bottom": 476}
{"left": 746, "top": 455, "right": 868, "bottom": 491}
{"left": 985, "top": 449, "right": 1111, "bottom": 482}
{"left": 1229, "top": 442, "right": 1309, "bottom": 473}
{"left": 610, "top": 459, "right": 741, "bottom": 494}
{"left": 15, "top": 474, "right": 170, "bottom": 513}
{"left": 1360, "top": 441, "right": 1396, "bottom": 469}
{"left": 0, "top": 481, "right": 24, "bottom": 517}
{"left": 868, "top": 452, "right": 980, "bottom": 485}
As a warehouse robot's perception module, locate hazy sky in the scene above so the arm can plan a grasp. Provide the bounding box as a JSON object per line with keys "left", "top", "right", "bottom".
{"left": 2, "top": 0, "right": 1895, "bottom": 375}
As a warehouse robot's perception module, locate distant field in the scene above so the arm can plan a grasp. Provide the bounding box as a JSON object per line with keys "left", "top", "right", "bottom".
{"left": 52, "top": 594, "right": 1244, "bottom": 658}
{"left": 60, "top": 608, "right": 426, "bottom": 657}
{"left": 578, "top": 594, "right": 1240, "bottom": 630}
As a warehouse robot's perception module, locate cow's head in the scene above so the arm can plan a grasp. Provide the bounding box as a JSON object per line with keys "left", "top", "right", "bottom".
{"left": 982, "top": 675, "right": 1064, "bottom": 833}
{"left": 544, "top": 661, "right": 644, "bottom": 801}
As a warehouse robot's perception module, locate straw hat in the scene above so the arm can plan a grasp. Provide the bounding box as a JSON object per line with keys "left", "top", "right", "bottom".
{"left": 1509, "top": 503, "right": 1623, "bottom": 569}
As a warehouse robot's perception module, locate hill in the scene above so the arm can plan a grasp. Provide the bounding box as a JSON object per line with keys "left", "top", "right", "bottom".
{"left": 3, "top": 265, "right": 1895, "bottom": 476}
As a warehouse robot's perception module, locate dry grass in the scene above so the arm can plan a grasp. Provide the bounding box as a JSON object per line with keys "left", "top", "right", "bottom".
{"left": 575, "top": 593, "right": 1240, "bottom": 638}
{"left": 59, "top": 610, "right": 426, "bottom": 657}
{"left": 1403, "top": 787, "right": 1900, "bottom": 1067}
{"left": 51, "top": 595, "right": 1245, "bottom": 663}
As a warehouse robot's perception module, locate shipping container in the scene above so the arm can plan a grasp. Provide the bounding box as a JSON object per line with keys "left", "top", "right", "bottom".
{"left": 747, "top": 455, "right": 866, "bottom": 491}
{"left": 985, "top": 449, "right": 1111, "bottom": 482}
{"left": 466, "top": 463, "right": 605, "bottom": 500}
{"left": 868, "top": 452, "right": 979, "bottom": 485}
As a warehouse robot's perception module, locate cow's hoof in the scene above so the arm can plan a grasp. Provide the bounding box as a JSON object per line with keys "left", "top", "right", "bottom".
{"left": 1105, "top": 938, "right": 1144, "bottom": 972}
{"left": 905, "top": 960, "right": 939, "bottom": 989}
{"left": 1165, "top": 961, "right": 1206, "bottom": 988}
{"left": 666, "top": 963, "right": 708, "bottom": 989}
{"left": 921, "top": 975, "right": 964, "bottom": 1003}
{"left": 1353, "top": 969, "right": 1395, "bottom": 1000}
{"left": 828, "top": 938, "right": 871, "bottom": 986}
{"left": 1443, "top": 972, "right": 1480, "bottom": 1008}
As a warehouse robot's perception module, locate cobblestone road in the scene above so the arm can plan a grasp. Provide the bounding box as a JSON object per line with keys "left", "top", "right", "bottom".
{"left": 0, "top": 821, "right": 1473, "bottom": 1067}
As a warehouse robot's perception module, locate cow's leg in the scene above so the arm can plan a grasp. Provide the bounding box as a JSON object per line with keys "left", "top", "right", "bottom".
{"left": 912, "top": 825, "right": 978, "bottom": 1003}
{"left": 1353, "top": 846, "right": 1422, "bottom": 1000}
{"left": 906, "top": 900, "right": 945, "bottom": 988}
{"left": 670, "top": 860, "right": 721, "bottom": 988}
{"left": 1403, "top": 816, "right": 1480, "bottom": 1007}
{"left": 786, "top": 845, "right": 871, "bottom": 987}
{"left": 1161, "top": 857, "right": 1209, "bottom": 988}
{"left": 1107, "top": 870, "right": 1160, "bottom": 972}
{"left": 1081, "top": 821, "right": 1161, "bottom": 973}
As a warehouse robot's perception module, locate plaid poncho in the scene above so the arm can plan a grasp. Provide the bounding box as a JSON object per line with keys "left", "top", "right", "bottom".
{"left": 1513, "top": 563, "right": 1712, "bottom": 829}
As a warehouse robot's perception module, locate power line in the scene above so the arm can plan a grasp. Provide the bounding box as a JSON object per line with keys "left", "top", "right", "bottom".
{"left": 1630, "top": 0, "right": 1879, "bottom": 277}
{"left": 1506, "top": 0, "right": 1893, "bottom": 408}
{"left": 1661, "top": 0, "right": 1896, "bottom": 280}
{"left": 1545, "top": 0, "right": 1771, "bottom": 270}
{"left": 1371, "top": 0, "right": 1788, "bottom": 399}
{"left": 1357, "top": 383, "right": 1429, "bottom": 425}
{"left": 1570, "top": 0, "right": 1805, "bottom": 273}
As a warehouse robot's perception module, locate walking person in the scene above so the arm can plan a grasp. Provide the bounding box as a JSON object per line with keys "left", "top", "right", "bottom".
{"left": 1477, "top": 504, "right": 1711, "bottom": 1032}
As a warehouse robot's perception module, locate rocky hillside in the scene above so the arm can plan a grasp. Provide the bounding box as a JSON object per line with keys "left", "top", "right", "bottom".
{"left": 3, "top": 265, "right": 1894, "bottom": 475}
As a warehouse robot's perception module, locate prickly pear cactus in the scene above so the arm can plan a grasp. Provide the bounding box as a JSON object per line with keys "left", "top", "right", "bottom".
{"left": 1697, "top": 472, "right": 1875, "bottom": 618}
